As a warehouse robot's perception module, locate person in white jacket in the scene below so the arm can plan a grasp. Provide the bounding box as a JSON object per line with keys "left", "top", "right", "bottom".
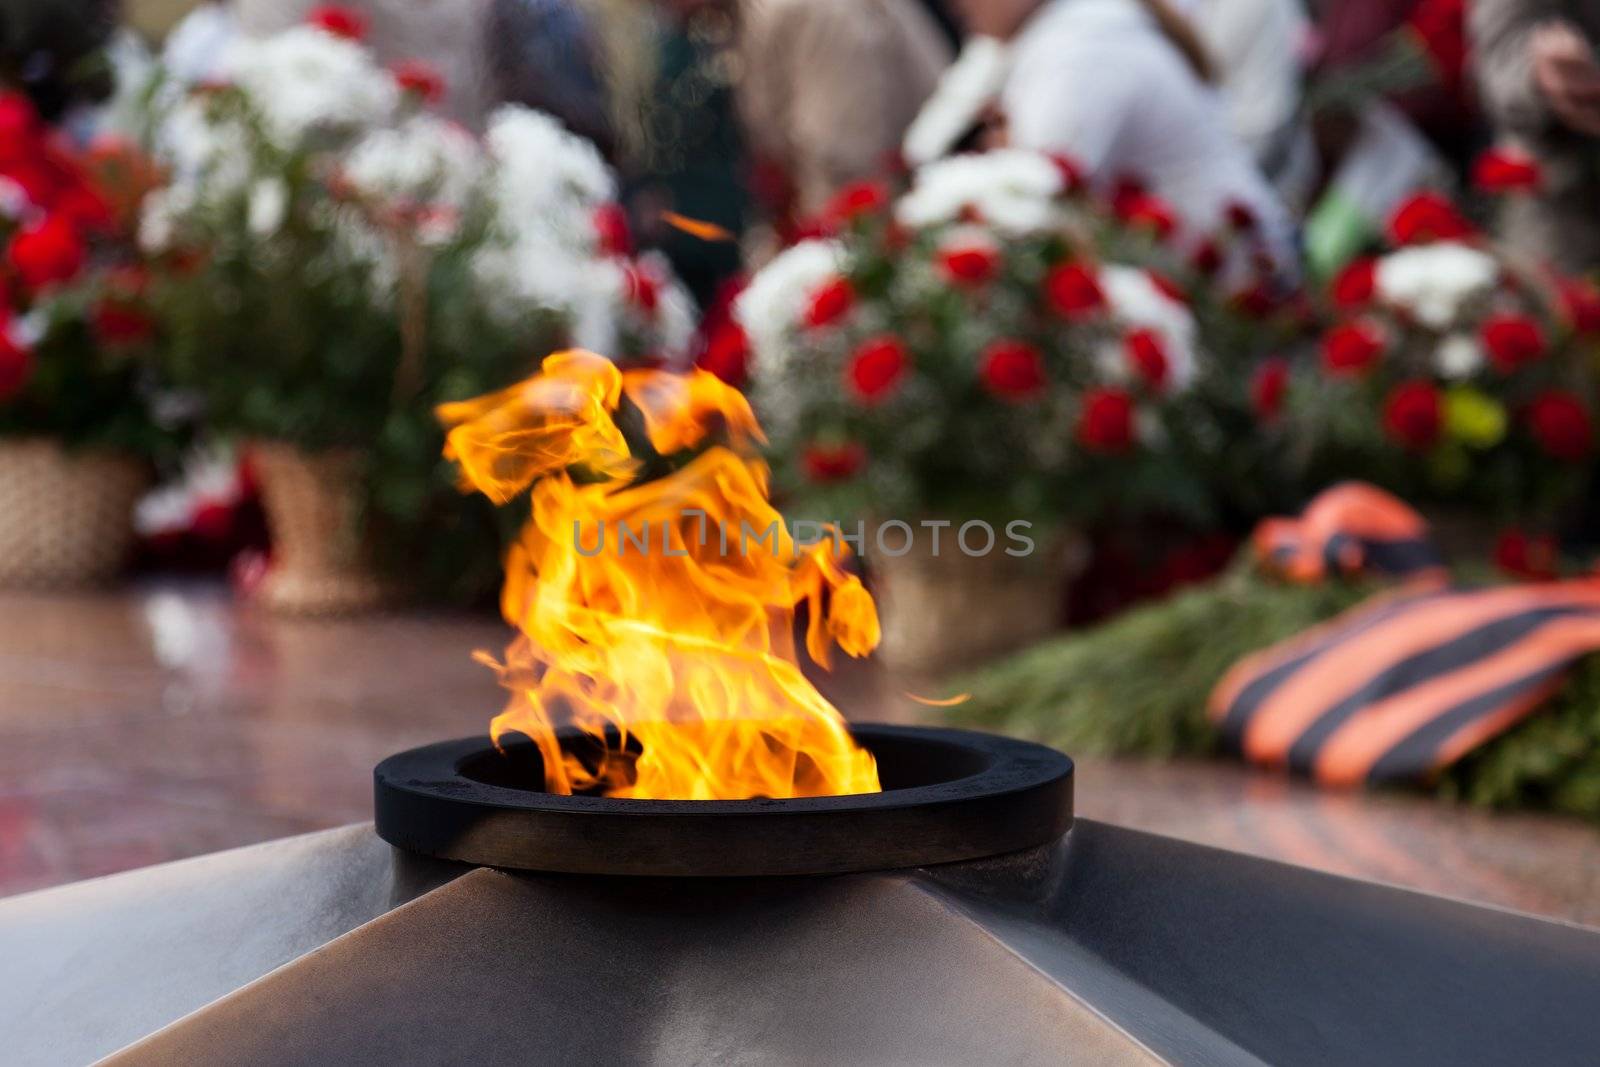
{"left": 950, "top": 0, "right": 1299, "bottom": 275}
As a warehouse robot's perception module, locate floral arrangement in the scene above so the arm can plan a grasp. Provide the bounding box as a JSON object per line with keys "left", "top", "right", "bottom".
{"left": 139, "top": 6, "right": 697, "bottom": 599}
{"left": 732, "top": 148, "right": 1302, "bottom": 530}
{"left": 1290, "top": 186, "right": 1600, "bottom": 527}
{"left": 0, "top": 91, "right": 169, "bottom": 453}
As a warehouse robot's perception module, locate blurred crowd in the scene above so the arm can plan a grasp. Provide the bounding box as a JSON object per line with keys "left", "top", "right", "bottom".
{"left": 10, "top": 0, "right": 1600, "bottom": 321}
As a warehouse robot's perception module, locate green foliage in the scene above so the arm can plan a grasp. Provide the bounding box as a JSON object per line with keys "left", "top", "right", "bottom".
{"left": 949, "top": 562, "right": 1600, "bottom": 820}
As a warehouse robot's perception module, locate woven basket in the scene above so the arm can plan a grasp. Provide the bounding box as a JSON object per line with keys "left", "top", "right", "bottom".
{"left": 251, "top": 443, "right": 398, "bottom": 615}
{"left": 870, "top": 527, "right": 1087, "bottom": 678}
{"left": 0, "top": 438, "right": 149, "bottom": 587}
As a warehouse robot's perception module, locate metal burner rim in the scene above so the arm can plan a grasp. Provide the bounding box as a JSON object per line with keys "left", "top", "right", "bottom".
{"left": 373, "top": 724, "right": 1073, "bottom": 876}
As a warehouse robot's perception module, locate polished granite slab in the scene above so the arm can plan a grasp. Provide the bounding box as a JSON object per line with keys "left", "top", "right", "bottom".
{"left": 1, "top": 580, "right": 1598, "bottom": 927}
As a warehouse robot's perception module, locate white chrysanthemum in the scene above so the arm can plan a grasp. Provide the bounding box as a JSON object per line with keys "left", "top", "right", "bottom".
{"left": 471, "top": 231, "right": 590, "bottom": 322}
{"left": 222, "top": 26, "right": 397, "bottom": 145}
{"left": 902, "top": 36, "right": 1011, "bottom": 166}
{"left": 566, "top": 254, "right": 699, "bottom": 362}
{"left": 1100, "top": 265, "right": 1199, "bottom": 391}
{"left": 1435, "top": 333, "right": 1486, "bottom": 379}
{"left": 343, "top": 114, "right": 483, "bottom": 212}
{"left": 897, "top": 149, "right": 1063, "bottom": 235}
{"left": 158, "top": 96, "right": 252, "bottom": 196}
{"left": 484, "top": 105, "right": 614, "bottom": 249}
{"left": 139, "top": 184, "right": 196, "bottom": 251}
{"left": 1374, "top": 242, "right": 1498, "bottom": 330}
{"left": 246, "top": 177, "right": 288, "bottom": 236}
{"left": 734, "top": 238, "right": 850, "bottom": 376}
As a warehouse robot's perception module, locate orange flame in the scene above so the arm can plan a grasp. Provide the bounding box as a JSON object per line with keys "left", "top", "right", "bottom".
{"left": 438, "top": 351, "right": 882, "bottom": 800}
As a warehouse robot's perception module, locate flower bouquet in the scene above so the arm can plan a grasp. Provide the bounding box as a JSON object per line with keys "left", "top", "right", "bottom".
{"left": 0, "top": 93, "right": 168, "bottom": 586}
{"left": 734, "top": 149, "right": 1214, "bottom": 671}
{"left": 141, "top": 7, "right": 695, "bottom": 610}
{"left": 1292, "top": 190, "right": 1599, "bottom": 558}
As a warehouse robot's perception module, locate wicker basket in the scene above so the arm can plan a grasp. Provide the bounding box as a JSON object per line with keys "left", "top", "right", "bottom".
{"left": 869, "top": 527, "right": 1087, "bottom": 678}
{"left": 251, "top": 443, "right": 398, "bottom": 615}
{"left": 0, "top": 438, "right": 149, "bottom": 587}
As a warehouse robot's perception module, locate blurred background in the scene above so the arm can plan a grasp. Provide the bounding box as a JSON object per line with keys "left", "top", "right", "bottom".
{"left": 4, "top": 0, "right": 1600, "bottom": 922}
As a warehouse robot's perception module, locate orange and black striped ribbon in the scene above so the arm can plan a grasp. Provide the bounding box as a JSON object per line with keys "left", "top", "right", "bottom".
{"left": 1253, "top": 482, "right": 1444, "bottom": 583}
{"left": 1209, "top": 582, "right": 1600, "bottom": 784}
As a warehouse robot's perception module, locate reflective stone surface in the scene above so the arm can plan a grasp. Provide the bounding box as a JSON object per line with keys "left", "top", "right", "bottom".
{"left": 2, "top": 580, "right": 1599, "bottom": 927}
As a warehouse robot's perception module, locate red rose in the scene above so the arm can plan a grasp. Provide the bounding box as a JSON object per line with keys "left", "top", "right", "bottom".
{"left": 7, "top": 215, "right": 85, "bottom": 291}
{"left": 803, "top": 442, "right": 865, "bottom": 482}
{"left": 623, "top": 264, "right": 659, "bottom": 313}
{"left": 845, "top": 335, "right": 910, "bottom": 403}
{"left": 1224, "top": 200, "right": 1258, "bottom": 232}
{"left": 1528, "top": 391, "right": 1593, "bottom": 461}
{"left": 1043, "top": 261, "right": 1105, "bottom": 319}
{"left": 1251, "top": 357, "right": 1290, "bottom": 419}
{"left": 1049, "top": 154, "right": 1085, "bottom": 191}
{"left": 938, "top": 244, "right": 1000, "bottom": 288}
{"left": 1321, "top": 320, "right": 1385, "bottom": 377}
{"left": 697, "top": 320, "right": 750, "bottom": 387}
{"left": 1406, "top": 0, "right": 1468, "bottom": 91}
{"left": 0, "top": 321, "right": 31, "bottom": 401}
{"left": 307, "top": 4, "right": 367, "bottom": 39}
{"left": 1076, "top": 388, "right": 1136, "bottom": 453}
{"left": 1560, "top": 279, "right": 1600, "bottom": 336}
{"left": 0, "top": 93, "right": 38, "bottom": 167}
{"left": 804, "top": 277, "right": 854, "bottom": 329}
{"left": 822, "top": 180, "right": 888, "bottom": 227}
{"left": 979, "top": 339, "right": 1047, "bottom": 401}
{"left": 1330, "top": 257, "right": 1377, "bottom": 309}
{"left": 1190, "top": 240, "right": 1223, "bottom": 276}
{"left": 1480, "top": 313, "right": 1545, "bottom": 372}
{"left": 1493, "top": 529, "right": 1558, "bottom": 581}
{"left": 1124, "top": 329, "right": 1169, "bottom": 389}
{"left": 1388, "top": 191, "right": 1474, "bottom": 245}
{"left": 592, "top": 203, "right": 633, "bottom": 257}
{"left": 1472, "top": 147, "right": 1541, "bottom": 194}
{"left": 1382, "top": 380, "right": 1443, "bottom": 451}
{"left": 393, "top": 59, "right": 446, "bottom": 104}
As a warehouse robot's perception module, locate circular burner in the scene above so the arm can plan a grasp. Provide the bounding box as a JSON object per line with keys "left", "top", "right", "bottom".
{"left": 373, "top": 725, "right": 1073, "bottom": 876}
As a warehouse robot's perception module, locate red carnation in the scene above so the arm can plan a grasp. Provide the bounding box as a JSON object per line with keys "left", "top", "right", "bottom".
{"left": 697, "top": 320, "right": 750, "bottom": 387}
{"left": 592, "top": 203, "right": 633, "bottom": 257}
{"left": 1382, "top": 380, "right": 1443, "bottom": 451}
{"left": 1076, "top": 388, "right": 1136, "bottom": 453}
{"left": 1124, "top": 329, "right": 1169, "bottom": 389}
{"left": 1321, "top": 320, "right": 1385, "bottom": 377}
{"left": 1231, "top": 282, "right": 1276, "bottom": 319}
{"left": 822, "top": 180, "right": 888, "bottom": 227}
{"left": 624, "top": 264, "right": 659, "bottom": 313}
{"left": 1472, "top": 147, "right": 1541, "bottom": 194}
{"left": 1043, "top": 261, "right": 1105, "bottom": 319}
{"left": 1147, "top": 271, "right": 1188, "bottom": 305}
{"left": 1330, "top": 257, "right": 1377, "bottom": 309}
{"left": 1117, "top": 192, "right": 1178, "bottom": 241}
{"left": 1528, "top": 391, "right": 1593, "bottom": 461}
{"left": 1190, "top": 240, "right": 1223, "bottom": 276}
{"left": 1388, "top": 191, "right": 1474, "bottom": 245}
{"left": 938, "top": 244, "right": 1001, "bottom": 288}
{"left": 1225, "top": 200, "right": 1258, "bottom": 232}
{"left": 845, "top": 335, "right": 910, "bottom": 404}
{"left": 393, "top": 59, "right": 446, "bottom": 104}
{"left": 1494, "top": 529, "right": 1558, "bottom": 581}
{"left": 804, "top": 277, "right": 854, "bottom": 329}
{"left": 7, "top": 215, "right": 85, "bottom": 291}
{"left": 979, "top": 339, "right": 1047, "bottom": 401}
{"left": 92, "top": 301, "right": 156, "bottom": 347}
{"left": 1480, "top": 313, "right": 1545, "bottom": 372}
{"left": 0, "top": 322, "right": 32, "bottom": 401}
{"left": 803, "top": 442, "right": 865, "bottom": 482}
{"left": 1252, "top": 357, "right": 1290, "bottom": 419}
{"left": 0, "top": 93, "right": 39, "bottom": 166}
{"left": 1049, "top": 154, "right": 1085, "bottom": 191}
{"left": 307, "top": 4, "right": 367, "bottom": 40}
{"left": 1559, "top": 279, "right": 1600, "bottom": 336}
{"left": 1406, "top": 0, "right": 1468, "bottom": 91}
